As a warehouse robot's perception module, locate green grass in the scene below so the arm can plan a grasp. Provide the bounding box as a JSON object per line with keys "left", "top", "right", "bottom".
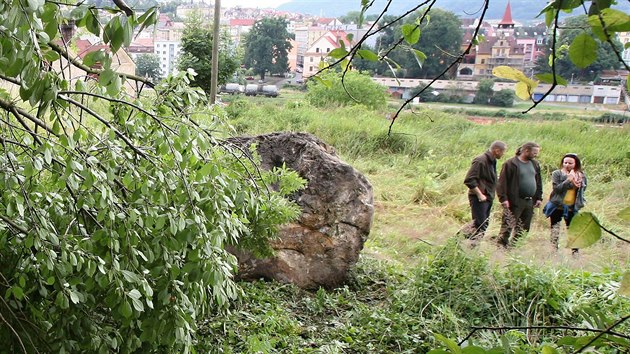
{"left": 196, "top": 93, "right": 630, "bottom": 353}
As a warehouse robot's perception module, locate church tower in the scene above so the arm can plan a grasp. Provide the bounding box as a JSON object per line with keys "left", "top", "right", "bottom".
{"left": 497, "top": 1, "right": 515, "bottom": 37}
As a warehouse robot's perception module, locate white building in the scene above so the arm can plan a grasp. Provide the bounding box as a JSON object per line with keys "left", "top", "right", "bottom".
{"left": 154, "top": 22, "right": 185, "bottom": 77}
{"left": 303, "top": 30, "right": 353, "bottom": 78}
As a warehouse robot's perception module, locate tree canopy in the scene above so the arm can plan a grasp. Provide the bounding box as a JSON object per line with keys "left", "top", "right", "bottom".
{"left": 243, "top": 17, "right": 294, "bottom": 80}
{"left": 135, "top": 53, "right": 161, "bottom": 81}
{"left": 178, "top": 14, "right": 239, "bottom": 93}
{"left": 376, "top": 8, "right": 463, "bottom": 79}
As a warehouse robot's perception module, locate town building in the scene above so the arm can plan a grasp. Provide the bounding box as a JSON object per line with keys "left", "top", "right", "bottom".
{"left": 457, "top": 1, "right": 542, "bottom": 80}
{"left": 303, "top": 30, "right": 353, "bottom": 78}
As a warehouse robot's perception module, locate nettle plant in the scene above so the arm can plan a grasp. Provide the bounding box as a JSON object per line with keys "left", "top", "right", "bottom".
{"left": 0, "top": 1, "right": 303, "bottom": 352}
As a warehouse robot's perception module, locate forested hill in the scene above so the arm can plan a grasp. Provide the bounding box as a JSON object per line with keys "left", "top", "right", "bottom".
{"left": 277, "top": 0, "right": 630, "bottom": 21}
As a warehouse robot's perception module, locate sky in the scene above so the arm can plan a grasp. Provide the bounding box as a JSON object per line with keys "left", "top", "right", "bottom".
{"left": 221, "top": 0, "right": 291, "bottom": 8}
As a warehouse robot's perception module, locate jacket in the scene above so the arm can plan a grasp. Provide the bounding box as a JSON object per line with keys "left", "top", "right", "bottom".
{"left": 464, "top": 150, "right": 497, "bottom": 199}
{"left": 496, "top": 156, "right": 543, "bottom": 206}
{"left": 547, "top": 169, "right": 587, "bottom": 211}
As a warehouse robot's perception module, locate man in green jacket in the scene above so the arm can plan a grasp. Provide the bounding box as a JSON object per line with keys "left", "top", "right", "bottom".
{"left": 463, "top": 141, "right": 507, "bottom": 246}
{"left": 496, "top": 142, "right": 543, "bottom": 248}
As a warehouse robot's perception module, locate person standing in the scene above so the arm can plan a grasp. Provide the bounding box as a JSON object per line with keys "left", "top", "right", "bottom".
{"left": 496, "top": 142, "right": 543, "bottom": 248}
{"left": 463, "top": 141, "right": 507, "bottom": 245}
{"left": 543, "top": 153, "right": 587, "bottom": 254}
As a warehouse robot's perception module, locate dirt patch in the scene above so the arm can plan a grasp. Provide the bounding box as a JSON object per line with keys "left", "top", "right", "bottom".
{"left": 466, "top": 116, "right": 502, "bottom": 124}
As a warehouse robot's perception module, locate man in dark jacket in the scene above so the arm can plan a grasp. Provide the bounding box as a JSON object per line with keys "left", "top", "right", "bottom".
{"left": 463, "top": 141, "right": 507, "bottom": 245}
{"left": 496, "top": 142, "right": 543, "bottom": 248}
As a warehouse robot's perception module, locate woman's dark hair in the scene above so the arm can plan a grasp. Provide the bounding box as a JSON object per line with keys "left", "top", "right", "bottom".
{"left": 561, "top": 153, "right": 582, "bottom": 172}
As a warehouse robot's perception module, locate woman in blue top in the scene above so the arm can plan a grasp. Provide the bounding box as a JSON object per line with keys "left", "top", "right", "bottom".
{"left": 544, "top": 153, "right": 587, "bottom": 253}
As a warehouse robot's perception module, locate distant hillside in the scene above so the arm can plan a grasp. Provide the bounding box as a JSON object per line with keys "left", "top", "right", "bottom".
{"left": 277, "top": 0, "right": 630, "bottom": 21}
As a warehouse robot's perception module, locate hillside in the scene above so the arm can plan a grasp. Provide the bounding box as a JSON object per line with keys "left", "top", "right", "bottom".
{"left": 277, "top": 0, "right": 630, "bottom": 21}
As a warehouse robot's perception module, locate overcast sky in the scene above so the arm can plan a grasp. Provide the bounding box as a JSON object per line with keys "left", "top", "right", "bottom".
{"left": 221, "top": 0, "right": 291, "bottom": 8}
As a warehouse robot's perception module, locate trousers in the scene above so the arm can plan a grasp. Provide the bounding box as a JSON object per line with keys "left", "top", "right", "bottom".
{"left": 468, "top": 195, "right": 493, "bottom": 240}
{"left": 497, "top": 197, "right": 533, "bottom": 247}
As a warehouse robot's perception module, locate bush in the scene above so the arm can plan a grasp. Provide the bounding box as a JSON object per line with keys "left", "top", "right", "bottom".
{"left": 490, "top": 89, "right": 515, "bottom": 107}
{"left": 597, "top": 112, "right": 629, "bottom": 124}
{"left": 306, "top": 71, "right": 387, "bottom": 110}
{"left": 409, "top": 83, "right": 440, "bottom": 102}
{"left": 473, "top": 78, "right": 494, "bottom": 104}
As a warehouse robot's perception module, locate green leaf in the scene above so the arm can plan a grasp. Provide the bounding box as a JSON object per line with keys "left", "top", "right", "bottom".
{"left": 462, "top": 346, "right": 487, "bottom": 354}
{"left": 106, "top": 75, "right": 122, "bottom": 96}
{"left": 567, "top": 212, "right": 602, "bottom": 249}
{"left": 620, "top": 272, "right": 630, "bottom": 296}
{"left": 121, "top": 270, "right": 141, "bottom": 283}
{"left": 55, "top": 292, "right": 69, "bottom": 309}
{"left": 69, "top": 291, "right": 80, "bottom": 304}
{"left": 119, "top": 300, "right": 133, "bottom": 318}
{"left": 535, "top": 73, "right": 568, "bottom": 86}
{"left": 493, "top": 66, "right": 538, "bottom": 100}
{"left": 328, "top": 48, "right": 348, "bottom": 59}
{"left": 69, "top": 6, "right": 87, "bottom": 20}
{"left": 85, "top": 8, "right": 100, "bottom": 36}
{"left": 599, "top": 9, "right": 630, "bottom": 32}
{"left": 137, "top": 7, "right": 159, "bottom": 35}
{"left": 541, "top": 345, "right": 558, "bottom": 354}
{"left": 514, "top": 81, "right": 533, "bottom": 100}
{"left": 131, "top": 297, "right": 145, "bottom": 312}
{"left": 27, "top": 0, "right": 44, "bottom": 12}
{"left": 568, "top": 33, "right": 597, "bottom": 68}
{"left": 434, "top": 334, "right": 462, "bottom": 354}
{"left": 427, "top": 350, "right": 450, "bottom": 354}
{"left": 11, "top": 286, "right": 24, "bottom": 300}
{"left": 401, "top": 24, "right": 421, "bottom": 45}
{"left": 83, "top": 50, "right": 106, "bottom": 67}
{"left": 357, "top": 49, "right": 379, "bottom": 61}
{"left": 545, "top": 9, "right": 556, "bottom": 27}
{"left": 493, "top": 66, "right": 530, "bottom": 81}
{"left": 128, "top": 289, "right": 142, "bottom": 300}
{"left": 312, "top": 75, "right": 332, "bottom": 88}
{"left": 120, "top": 15, "right": 134, "bottom": 47}
{"left": 618, "top": 206, "right": 630, "bottom": 221}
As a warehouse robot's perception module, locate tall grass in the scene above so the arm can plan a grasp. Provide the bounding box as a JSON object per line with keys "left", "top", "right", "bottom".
{"left": 194, "top": 93, "right": 630, "bottom": 353}
{"left": 222, "top": 98, "right": 630, "bottom": 264}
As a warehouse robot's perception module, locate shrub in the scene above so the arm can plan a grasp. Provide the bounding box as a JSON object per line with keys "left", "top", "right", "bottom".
{"left": 474, "top": 78, "right": 494, "bottom": 104}
{"left": 305, "top": 71, "right": 387, "bottom": 110}
{"left": 490, "top": 89, "right": 515, "bottom": 107}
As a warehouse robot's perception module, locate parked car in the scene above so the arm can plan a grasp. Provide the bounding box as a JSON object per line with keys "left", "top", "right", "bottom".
{"left": 245, "top": 76, "right": 254, "bottom": 80}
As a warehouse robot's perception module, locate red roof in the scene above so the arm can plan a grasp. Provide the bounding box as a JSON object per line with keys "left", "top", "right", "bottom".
{"left": 230, "top": 18, "right": 256, "bottom": 26}
{"left": 499, "top": 1, "right": 514, "bottom": 25}
{"left": 317, "top": 18, "right": 335, "bottom": 25}
{"left": 75, "top": 39, "right": 109, "bottom": 59}
{"left": 130, "top": 37, "right": 154, "bottom": 47}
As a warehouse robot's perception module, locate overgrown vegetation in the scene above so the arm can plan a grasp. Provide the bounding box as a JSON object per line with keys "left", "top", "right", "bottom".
{"left": 306, "top": 71, "right": 388, "bottom": 110}
{"left": 0, "top": 2, "right": 301, "bottom": 353}
{"left": 196, "top": 241, "right": 628, "bottom": 353}
{"left": 216, "top": 93, "right": 630, "bottom": 352}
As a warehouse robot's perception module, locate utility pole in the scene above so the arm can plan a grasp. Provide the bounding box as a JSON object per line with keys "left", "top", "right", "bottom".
{"left": 210, "top": 0, "right": 221, "bottom": 104}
